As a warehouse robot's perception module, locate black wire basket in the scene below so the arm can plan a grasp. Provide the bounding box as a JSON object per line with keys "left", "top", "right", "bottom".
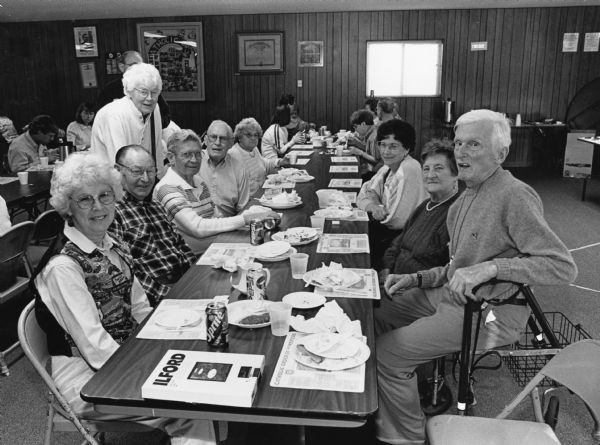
{"left": 503, "top": 312, "right": 591, "bottom": 387}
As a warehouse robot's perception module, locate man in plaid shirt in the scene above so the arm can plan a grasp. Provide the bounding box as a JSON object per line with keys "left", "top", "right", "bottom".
{"left": 110, "top": 145, "right": 196, "bottom": 306}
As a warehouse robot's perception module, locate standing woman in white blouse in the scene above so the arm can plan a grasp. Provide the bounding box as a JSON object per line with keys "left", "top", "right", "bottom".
{"left": 261, "top": 106, "right": 305, "bottom": 159}
{"left": 66, "top": 102, "right": 95, "bottom": 150}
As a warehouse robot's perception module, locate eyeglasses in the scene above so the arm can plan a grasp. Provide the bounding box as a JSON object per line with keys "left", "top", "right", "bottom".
{"left": 453, "top": 139, "right": 482, "bottom": 151}
{"left": 241, "top": 132, "right": 261, "bottom": 139}
{"left": 171, "top": 151, "right": 203, "bottom": 161}
{"left": 377, "top": 142, "right": 405, "bottom": 151}
{"left": 206, "top": 134, "right": 232, "bottom": 143}
{"left": 70, "top": 190, "right": 116, "bottom": 209}
{"left": 133, "top": 88, "right": 161, "bottom": 99}
{"left": 116, "top": 163, "right": 157, "bottom": 178}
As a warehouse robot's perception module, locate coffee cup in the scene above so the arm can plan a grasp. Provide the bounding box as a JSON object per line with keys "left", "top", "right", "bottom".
{"left": 17, "top": 171, "right": 29, "bottom": 185}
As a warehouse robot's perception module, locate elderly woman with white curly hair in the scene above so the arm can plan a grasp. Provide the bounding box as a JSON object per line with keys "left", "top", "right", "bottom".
{"left": 33, "top": 152, "right": 221, "bottom": 445}
{"left": 91, "top": 62, "right": 167, "bottom": 176}
{"left": 229, "top": 117, "right": 290, "bottom": 195}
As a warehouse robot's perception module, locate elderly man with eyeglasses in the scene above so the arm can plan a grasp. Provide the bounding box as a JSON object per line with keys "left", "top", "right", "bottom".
{"left": 373, "top": 110, "right": 577, "bottom": 445}
{"left": 91, "top": 63, "right": 167, "bottom": 177}
{"left": 198, "top": 120, "right": 251, "bottom": 217}
{"left": 109, "top": 144, "right": 196, "bottom": 307}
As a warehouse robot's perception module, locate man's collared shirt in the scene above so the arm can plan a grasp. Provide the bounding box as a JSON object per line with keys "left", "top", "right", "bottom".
{"left": 110, "top": 191, "right": 196, "bottom": 306}
{"left": 91, "top": 96, "right": 166, "bottom": 177}
{"left": 8, "top": 131, "right": 40, "bottom": 172}
{"left": 198, "top": 151, "right": 250, "bottom": 217}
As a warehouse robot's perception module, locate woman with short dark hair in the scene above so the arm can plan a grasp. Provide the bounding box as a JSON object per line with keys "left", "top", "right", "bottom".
{"left": 261, "top": 106, "right": 305, "bottom": 159}
{"left": 357, "top": 119, "right": 428, "bottom": 267}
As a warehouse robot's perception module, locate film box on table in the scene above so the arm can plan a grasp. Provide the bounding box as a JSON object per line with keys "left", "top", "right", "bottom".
{"left": 141, "top": 349, "right": 264, "bottom": 407}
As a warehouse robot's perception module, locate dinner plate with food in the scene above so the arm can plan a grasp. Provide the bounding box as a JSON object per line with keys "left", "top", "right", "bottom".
{"left": 295, "top": 334, "right": 370, "bottom": 371}
{"left": 254, "top": 241, "right": 297, "bottom": 262}
{"left": 303, "top": 264, "right": 362, "bottom": 290}
{"left": 278, "top": 168, "right": 315, "bottom": 183}
{"left": 228, "top": 300, "right": 273, "bottom": 329}
{"left": 271, "top": 227, "right": 319, "bottom": 245}
{"left": 259, "top": 191, "right": 302, "bottom": 209}
{"left": 314, "top": 207, "right": 354, "bottom": 219}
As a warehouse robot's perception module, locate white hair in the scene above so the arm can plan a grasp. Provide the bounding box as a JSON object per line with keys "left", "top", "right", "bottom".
{"left": 122, "top": 63, "right": 162, "bottom": 95}
{"left": 455, "top": 109, "right": 511, "bottom": 152}
{"left": 233, "top": 117, "right": 262, "bottom": 140}
{"left": 166, "top": 129, "right": 202, "bottom": 153}
{"left": 50, "top": 152, "right": 123, "bottom": 216}
{"left": 207, "top": 120, "right": 233, "bottom": 137}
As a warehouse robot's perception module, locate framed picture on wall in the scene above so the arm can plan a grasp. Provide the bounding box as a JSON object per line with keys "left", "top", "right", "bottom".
{"left": 298, "top": 41, "right": 324, "bottom": 67}
{"left": 73, "top": 26, "right": 98, "bottom": 58}
{"left": 136, "top": 22, "right": 205, "bottom": 101}
{"left": 236, "top": 32, "right": 284, "bottom": 73}
{"left": 79, "top": 62, "right": 98, "bottom": 88}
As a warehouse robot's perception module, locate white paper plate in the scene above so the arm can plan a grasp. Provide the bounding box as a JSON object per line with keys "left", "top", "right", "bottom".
{"left": 271, "top": 227, "right": 319, "bottom": 246}
{"left": 303, "top": 333, "right": 361, "bottom": 359}
{"left": 228, "top": 300, "right": 272, "bottom": 329}
{"left": 154, "top": 309, "right": 202, "bottom": 329}
{"left": 314, "top": 208, "right": 353, "bottom": 219}
{"left": 291, "top": 175, "right": 315, "bottom": 183}
{"left": 255, "top": 240, "right": 291, "bottom": 258}
{"left": 282, "top": 292, "right": 326, "bottom": 309}
{"left": 255, "top": 247, "right": 297, "bottom": 262}
{"left": 258, "top": 198, "right": 303, "bottom": 209}
{"left": 302, "top": 268, "right": 362, "bottom": 289}
{"left": 295, "top": 340, "right": 370, "bottom": 371}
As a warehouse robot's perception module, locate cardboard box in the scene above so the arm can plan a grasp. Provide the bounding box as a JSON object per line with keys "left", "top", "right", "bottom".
{"left": 142, "top": 349, "right": 264, "bottom": 407}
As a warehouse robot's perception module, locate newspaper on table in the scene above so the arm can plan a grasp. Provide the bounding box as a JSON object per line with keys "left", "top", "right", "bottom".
{"left": 329, "top": 165, "right": 358, "bottom": 173}
{"left": 331, "top": 156, "right": 358, "bottom": 163}
{"left": 0, "top": 177, "right": 18, "bottom": 185}
{"left": 197, "top": 243, "right": 254, "bottom": 266}
{"left": 319, "top": 209, "right": 368, "bottom": 222}
{"left": 328, "top": 178, "right": 362, "bottom": 188}
{"left": 136, "top": 297, "right": 227, "bottom": 340}
{"left": 291, "top": 158, "right": 310, "bottom": 166}
{"left": 270, "top": 331, "right": 366, "bottom": 393}
{"left": 291, "top": 144, "right": 313, "bottom": 149}
{"left": 290, "top": 150, "right": 314, "bottom": 157}
{"left": 317, "top": 234, "right": 370, "bottom": 254}
{"left": 313, "top": 269, "right": 380, "bottom": 300}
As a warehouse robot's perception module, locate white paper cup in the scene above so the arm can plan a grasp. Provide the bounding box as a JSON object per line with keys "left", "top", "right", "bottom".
{"left": 290, "top": 253, "right": 309, "bottom": 279}
{"left": 336, "top": 146, "right": 344, "bottom": 156}
{"left": 310, "top": 215, "right": 325, "bottom": 231}
{"left": 17, "top": 171, "right": 29, "bottom": 185}
{"left": 268, "top": 302, "right": 292, "bottom": 336}
{"left": 288, "top": 153, "right": 298, "bottom": 164}
{"left": 40, "top": 157, "right": 49, "bottom": 167}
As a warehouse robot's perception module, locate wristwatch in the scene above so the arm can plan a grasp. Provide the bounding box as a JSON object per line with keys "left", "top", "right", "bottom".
{"left": 416, "top": 272, "right": 423, "bottom": 288}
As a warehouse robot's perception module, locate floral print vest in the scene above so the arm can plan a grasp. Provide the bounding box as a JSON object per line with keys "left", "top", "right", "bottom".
{"left": 62, "top": 241, "right": 138, "bottom": 345}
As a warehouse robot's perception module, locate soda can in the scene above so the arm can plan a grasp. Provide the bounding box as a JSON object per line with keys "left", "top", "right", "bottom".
{"left": 246, "top": 264, "right": 269, "bottom": 300}
{"left": 206, "top": 302, "right": 229, "bottom": 347}
{"left": 250, "top": 218, "right": 264, "bottom": 245}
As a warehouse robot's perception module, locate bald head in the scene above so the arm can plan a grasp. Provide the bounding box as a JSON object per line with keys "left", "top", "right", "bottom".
{"left": 115, "top": 145, "right": 156, "bottom": 200}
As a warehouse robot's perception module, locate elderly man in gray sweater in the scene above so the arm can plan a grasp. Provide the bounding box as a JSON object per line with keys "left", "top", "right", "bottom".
{"left": 374, "top": 109, "right": 577, "bottom": 445}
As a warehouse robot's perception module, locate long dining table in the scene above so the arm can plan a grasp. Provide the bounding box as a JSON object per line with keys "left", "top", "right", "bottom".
{"left": 81, "top": 145, "right": 378, "bottom": 429}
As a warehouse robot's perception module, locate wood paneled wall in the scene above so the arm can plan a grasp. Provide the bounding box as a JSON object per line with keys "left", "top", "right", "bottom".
{"left": 1, "top": 6, "right": 600, "bottom": 154}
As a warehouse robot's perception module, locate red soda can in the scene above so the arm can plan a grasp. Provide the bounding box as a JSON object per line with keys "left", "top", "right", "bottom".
{"left": 206, "top": 302, "right": 229, "bottom": 347}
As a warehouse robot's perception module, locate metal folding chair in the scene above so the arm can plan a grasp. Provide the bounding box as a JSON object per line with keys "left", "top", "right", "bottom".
{"left": 0, "top": 220, "right": 34, "bottom": 375}
{"left": 18, "top": 300, "right": 155, "bottom": 445}
{"left": 427, "top": 339, "right": 600, "bottom": 444}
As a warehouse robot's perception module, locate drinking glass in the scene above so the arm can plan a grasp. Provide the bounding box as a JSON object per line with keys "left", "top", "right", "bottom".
{"left": 290, "top": 253, "right": 309, "bottom": 279}
{"left": 268, "top": 302, "right": 292, "bottom": 336}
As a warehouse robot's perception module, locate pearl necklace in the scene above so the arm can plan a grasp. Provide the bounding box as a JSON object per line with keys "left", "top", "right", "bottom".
{"left": 425, "top": 189, "right": 458, "bottom": 212}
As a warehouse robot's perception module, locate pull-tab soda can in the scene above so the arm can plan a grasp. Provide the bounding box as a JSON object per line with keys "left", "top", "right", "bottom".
{"left": 206, "top": 302, "right": 229, "bottom": 347}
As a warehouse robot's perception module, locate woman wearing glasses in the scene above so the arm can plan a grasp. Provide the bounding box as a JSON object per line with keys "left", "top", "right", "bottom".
{"left": 33, "top": 152, "right": 221, "bottom": 445}
{"left": 261, "top": 106, "right": 306, "bottom": 159}
{"left": 357, "top": 119, "right": 428, "bottom": 268}
{"left": 230, "top": 117, "right": 290, "bottom": 196}
{"left": 154, "top": 129, "right": 278, "bottom": 254}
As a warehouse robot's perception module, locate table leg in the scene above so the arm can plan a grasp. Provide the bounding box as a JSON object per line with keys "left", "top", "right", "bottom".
{"left": 582, "top": 178, "right": 588, "bottom": 202}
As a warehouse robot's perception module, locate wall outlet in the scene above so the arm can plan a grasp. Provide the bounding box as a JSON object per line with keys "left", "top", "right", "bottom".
{"left": 297, "top": 80, "right": 303, "bottom": 88}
